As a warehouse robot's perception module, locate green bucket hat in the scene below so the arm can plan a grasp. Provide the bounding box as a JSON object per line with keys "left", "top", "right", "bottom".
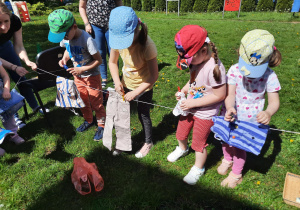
{"left": 48, "top": 9, "right": 74, "bottom": 43}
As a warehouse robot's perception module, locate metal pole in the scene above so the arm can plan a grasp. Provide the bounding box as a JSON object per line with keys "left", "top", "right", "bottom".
{"left": 178, "top": 0, "right": 180, "bottom": 16}
{"left": 238, "top": 0, "right": 242, "bottom": 18}
{"left": 222, "top": 0, "right": 226, "bottom": 19}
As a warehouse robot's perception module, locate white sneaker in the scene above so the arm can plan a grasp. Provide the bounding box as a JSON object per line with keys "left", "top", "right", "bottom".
{"left": 135, "top": 142, "right": 153, "bottom": 158}
{"left": 112, "top": 149, "right": 123, "bottom": 156}
{"left": 10, "top": 134, "right": 25, "bottom": 145}
{"left": 0, "top": 148, "right": 5, "bottom": 156}
{"left": 14, "top": 118, "right": 26, "bottom": 130}
{"left": 167, "top": 146, "right": 189, "bottom": 162}
{"left": 183, "top": 165, "right": 205, "bottom": 185}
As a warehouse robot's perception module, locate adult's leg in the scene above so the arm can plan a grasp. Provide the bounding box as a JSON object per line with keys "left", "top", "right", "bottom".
{"left": 0, "top": 41, "right": 38, "bottom": 109}
{"left": 91, "top": 25, "right": 108, "bottom": 81}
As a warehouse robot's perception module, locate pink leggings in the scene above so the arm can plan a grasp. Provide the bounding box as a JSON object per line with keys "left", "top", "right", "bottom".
{"left": 222, "top": 143, "right": 246, "bottom": 175}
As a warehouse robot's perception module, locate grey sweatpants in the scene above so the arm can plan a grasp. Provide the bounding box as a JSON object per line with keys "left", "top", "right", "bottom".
{"left": 103, "top": 90, "right": 132, "bottom": 151}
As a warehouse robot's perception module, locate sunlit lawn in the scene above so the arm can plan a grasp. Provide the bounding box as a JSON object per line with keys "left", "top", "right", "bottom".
{"left": 0, "top": 11, "right": 299, "bottom": 209}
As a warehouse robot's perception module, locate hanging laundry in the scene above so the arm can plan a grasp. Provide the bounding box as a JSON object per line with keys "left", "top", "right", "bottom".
{"left": 103, "top": 88, "right": 132, "bottom": 152}
{"left": 210, "top": 116, "right": 269, "bottom": 155}
{"left": 55, "top": 76, "right": 85, "bottom": 108}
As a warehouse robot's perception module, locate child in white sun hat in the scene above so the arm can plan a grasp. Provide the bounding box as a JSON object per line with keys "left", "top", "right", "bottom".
{"left": 219, "top": 29, "right": 282, "bottom": 188}
{"left": 108, "top": 6, "right": 158, "bottom": 158}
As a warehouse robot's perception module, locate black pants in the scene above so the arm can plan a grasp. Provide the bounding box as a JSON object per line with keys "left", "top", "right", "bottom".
{"left": 124, "top": 88, "right": 153, "bottom": 144}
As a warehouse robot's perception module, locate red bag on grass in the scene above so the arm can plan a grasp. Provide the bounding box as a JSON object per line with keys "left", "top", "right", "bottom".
{"left": 71, "top": 157, "right": 104, "bottom": 195}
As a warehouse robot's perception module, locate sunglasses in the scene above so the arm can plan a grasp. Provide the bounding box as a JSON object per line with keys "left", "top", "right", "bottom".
{"left": 64, "top": 25, "right": 73, "bottom": 39}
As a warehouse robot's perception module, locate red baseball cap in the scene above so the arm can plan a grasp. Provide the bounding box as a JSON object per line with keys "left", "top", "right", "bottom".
{"left": 174, "top": 25, "right": 208, "bottom": 70}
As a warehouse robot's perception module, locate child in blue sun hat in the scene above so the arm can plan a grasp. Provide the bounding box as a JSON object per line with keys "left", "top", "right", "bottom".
{"left": 217, "top": 29, "right": 282, "bottom": 188}
{"left": 108, "top": 6, "right": 158, "bottom": 158}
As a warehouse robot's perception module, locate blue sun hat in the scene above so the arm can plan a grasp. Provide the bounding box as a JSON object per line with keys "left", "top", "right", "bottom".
{"left": 239, "top": 29, "right": 275, "bottom": 78}
{"left": 109, "top": 6, "right": 138, "bottom": 50}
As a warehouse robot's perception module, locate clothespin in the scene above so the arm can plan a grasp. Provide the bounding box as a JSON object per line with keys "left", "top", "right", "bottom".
{"left": 63, "top": 65, "right": 68, "bottom": 70}
{"left": 177, "top": 86, "right": 181, "bottom": 92}
{"left": 122, "top": 90, "right": 125, "bottom": 101}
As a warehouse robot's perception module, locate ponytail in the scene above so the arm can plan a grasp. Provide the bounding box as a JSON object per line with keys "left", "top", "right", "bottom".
{"left": 269, "top": 48, "right": 282, "bottom": 67}
{"left": 137, "top": 22, "right": 148, "bottom": 47}
{"left": 209, "top": 42, "right": 221, "bottom": 83}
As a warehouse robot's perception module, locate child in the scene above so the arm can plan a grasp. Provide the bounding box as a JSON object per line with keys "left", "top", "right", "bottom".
{"left": 108, "top": 6, "right": 158, "bottom": 158}
{"left": 48, "top": 9, "right": 106, "bottom": 141}
{"left": 167, "top": 25, "right": 226, "bottom": 185}
{"left": 0, "top": 60, "right": 25, "bottom": 156}
{"left": 219, "top": 29, "right": 281, "bottom": 188}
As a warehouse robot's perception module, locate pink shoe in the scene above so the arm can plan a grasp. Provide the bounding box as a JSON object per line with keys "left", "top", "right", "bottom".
{"left": 217, "top": 159, "right": 233, "bottom": 175}
{"left": 0, "top": 148, "right": 5, "bottom": 156}
{"left": 10, "top": 134, "right": 25, "bottom": 145}
{"left": 135, "top": 143, "right": 153, "bottom": 158}
{"left": 221, "top": 171, "right": 243, "bottom": 188}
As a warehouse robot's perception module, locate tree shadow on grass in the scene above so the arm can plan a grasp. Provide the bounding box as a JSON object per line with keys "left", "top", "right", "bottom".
{"left": 158, "top": 62, "right": 171, "bottom": 72}
{"left": 27, "top": 146, "right": 262, "bottom": 210}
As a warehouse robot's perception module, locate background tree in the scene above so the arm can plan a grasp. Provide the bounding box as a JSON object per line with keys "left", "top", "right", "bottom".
{"left": 193, "top": 0, "right": 209, "bottom": 12}
{"left": 143, "top": 0, "right": 153, "bottom": 11}
{"left": 241, "top": 0, "right": 256, "bottom": 11}
{"left": 180, "top": 0, "right": 195, "bottom": 12}
{"left": 132, "top": 0, "right": 142, "bottom": 10}
{"left": 275, "top": 0, "right": 294, "bottom": 12}
{"left": 256, "top": 0, "right": 274, "bottom": 11}
{"left": 207, "top": 0, "right": 223, "bottom": 12}
{"left": 155, "top": 0, "right": 165, "bottom": 11}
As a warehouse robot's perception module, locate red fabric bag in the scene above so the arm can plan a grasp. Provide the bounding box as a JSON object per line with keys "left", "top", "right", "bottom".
{"left": 71, "top": 157, "right": 104, "bottom": 195}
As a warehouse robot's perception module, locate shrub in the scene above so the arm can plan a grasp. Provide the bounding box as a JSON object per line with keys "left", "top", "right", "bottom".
{"left": 207, "top": 0, "right": 223, "bottom": 12}
{"left": 193, "top": 0, "right": 209, "bottom": 12}
{"left": 256, "top": 0, "right": 274, "bottom": 11}
{"left": 124, "top": 0, "right": 131, "bottom": 7}
{"left": 241, "top": 0, "right": 256, "bottom": 11}
{"left": 132, "top": 0, "right": 142, "bottom": 10}
{"left": 155, "top": 0, "right": 165, "bottom": 11}
{"left": 180, "top": 0, "right": 195, "bottom": 12}
{"left": 27, "top": 2, "right": 52, "bottom": 16}
{"left": 275, "top": 0, "right": 293, "bottom": 12}
{"left": 143, "top": 0, "right": 153, "bottom": 11}
{"left": 167, "top": 1, "right": 179, "bottom": 12}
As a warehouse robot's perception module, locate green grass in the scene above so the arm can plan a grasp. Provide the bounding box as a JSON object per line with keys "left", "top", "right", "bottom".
{"left": 0, "top": 11, "right": 300, "bottom": 209}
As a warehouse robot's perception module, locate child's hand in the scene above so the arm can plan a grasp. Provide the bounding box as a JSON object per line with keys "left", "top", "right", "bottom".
{"left": 180, "top": 99, "right": 197, "bottom": 110}
{"left": 58, "top": 59, "right": 67, "bottom": 68}
{"left": 257, "top": 111, "right": 271, "bottom": 125}
{"left": 2, "top": 89, "right": 11, "bottom": 101}
{"left": 175, "top": 91, "right": 181, "bottom": 101}
{"left": 225, "top": 107, "right": 237, "bottom": 122}
{"left": 124, "top": 90, "right": 138, "bottom": 102}
{"left": 114, "top": 82, "right": 124, "bottom": 96}
{"left": 67, "top": 67, "right": 83, "bottom": 76}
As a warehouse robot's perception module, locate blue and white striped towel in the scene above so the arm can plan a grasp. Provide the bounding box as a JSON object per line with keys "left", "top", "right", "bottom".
{"left": 211, "top": 116, "right": 269, "bottom": 155}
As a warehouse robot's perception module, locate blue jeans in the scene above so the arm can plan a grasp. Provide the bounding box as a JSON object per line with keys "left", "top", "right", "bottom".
{"left": 0, "top": 41, "right": 39, "bottom": 110}
{"left": 91, "top": 25, "right": 110, "bottom": 80}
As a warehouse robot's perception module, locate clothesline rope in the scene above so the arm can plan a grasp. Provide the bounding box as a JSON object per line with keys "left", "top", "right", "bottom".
{"left": 16, "top": 67, "right": 300, "bottom": 135}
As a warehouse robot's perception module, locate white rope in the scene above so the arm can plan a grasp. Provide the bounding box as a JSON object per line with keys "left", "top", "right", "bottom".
{"left": 27, "top": 67, "right": 300, "bottom": 136}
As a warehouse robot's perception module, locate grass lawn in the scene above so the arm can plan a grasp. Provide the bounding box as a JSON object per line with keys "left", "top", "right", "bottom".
{"left": 0, "top": 11, "right": 300, "bottom": 209}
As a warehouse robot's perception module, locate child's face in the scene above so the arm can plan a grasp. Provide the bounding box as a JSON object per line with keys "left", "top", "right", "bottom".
{"left": 64, "top": 24, "right": 76, "bottom": 41}
{"left": 190, "top": 47, "right": 208, "bottom": 65}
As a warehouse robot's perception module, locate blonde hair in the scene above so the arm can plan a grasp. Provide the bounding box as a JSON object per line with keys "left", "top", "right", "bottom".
{"left": 0, "top": 2, "right": 11, "bottom": 16}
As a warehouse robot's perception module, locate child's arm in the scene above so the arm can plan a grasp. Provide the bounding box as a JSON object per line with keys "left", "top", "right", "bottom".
{"left": 0, "top": 58, "right": 28, "bottom": 77}
{"left": 109, "top": 49, "right": 124, "bottom": 96}
{"left": 124, "top": 57, "right": 158, "bottom": 101}
{"left": 180, "top": 84, "right": 226, "bottom": 110}
{"left": 224, "top": 84, "right": 237, "bottom": 122}
{"left": 256, "top": 92, "right": 280, "bottom": 125}
{"left": 58, "top": 50, "right": 70, "bottom": 68}
{"left": 67, "top": 52, "right": 102, "bottom": 76}
{"left": 0, "top": 65, "right": 11, "bottom": 100}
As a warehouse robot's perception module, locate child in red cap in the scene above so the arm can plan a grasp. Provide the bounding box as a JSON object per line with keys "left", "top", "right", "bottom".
{"left": 167, "top": 25, "right": 226, "bottom": 185}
